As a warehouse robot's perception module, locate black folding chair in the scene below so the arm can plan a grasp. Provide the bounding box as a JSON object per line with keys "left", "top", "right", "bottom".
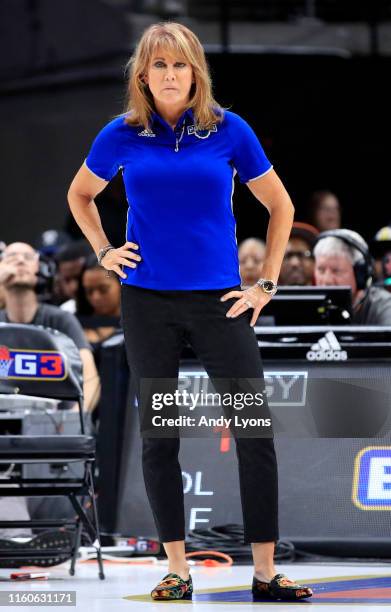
{"left": 0, "top": 323, "right": 104, "bottom": 579}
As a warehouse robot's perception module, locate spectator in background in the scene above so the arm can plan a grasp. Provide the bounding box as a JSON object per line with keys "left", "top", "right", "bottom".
{"left": 306, "top": 190, "right": 341, "bottom": 232}
{"left": 35, "top": 229, "right": 72, "bottom": 259}
{"left": 0, "top": 242, "right": 100, "bottom": 411}
{"left": 239, "top": 238, "right": 266, "bottom": 289}
{"left": 76, "top": 254, "right": 121, "bottom": 347}
{"left": 279, "top": 222, "right": 319, "bottom": 286}
{"left": 54, "top": 239, "right": 92, "bottom": 312}
{"left": 371, "top": 224, "right": 391, "bottom": 291}
{"left": 0, "top": 241, "right": 5, "bottom": 309}
{"left": 314, "top": 229, "right": 391, "bottom": 325}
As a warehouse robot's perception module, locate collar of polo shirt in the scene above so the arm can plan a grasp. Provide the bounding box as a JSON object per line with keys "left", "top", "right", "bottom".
{"left": 150, "top": 107, "right": 195, "bottom": 132}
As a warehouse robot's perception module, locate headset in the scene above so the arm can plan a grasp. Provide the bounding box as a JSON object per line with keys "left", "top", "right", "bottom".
{"left": 313, "top": 229, "right": 374, "bottom": 290}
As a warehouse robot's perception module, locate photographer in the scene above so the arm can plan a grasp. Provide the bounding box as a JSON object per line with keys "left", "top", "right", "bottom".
{"left": 0, "top": 242, "right": 100, "bottom": 412}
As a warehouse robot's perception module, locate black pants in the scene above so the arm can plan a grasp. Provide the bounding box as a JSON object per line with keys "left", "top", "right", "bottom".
{"left": 121, "top": 284, "right": 279, "bottom": 544}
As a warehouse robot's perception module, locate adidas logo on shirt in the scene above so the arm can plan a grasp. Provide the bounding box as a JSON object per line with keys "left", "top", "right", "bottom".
{"left": 138, "top": 129, "right": 156, "bottom": 137}
{"left": 306, "top": 331, "right": 348, "bottom": 362}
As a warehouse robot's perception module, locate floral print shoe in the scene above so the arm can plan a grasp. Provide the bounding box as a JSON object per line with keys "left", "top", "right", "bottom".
{"left": 151, "top": 572, "right": 193, "bottom": 600}
{"left": 252, "top": 573, "right": 313, "bottom": 600}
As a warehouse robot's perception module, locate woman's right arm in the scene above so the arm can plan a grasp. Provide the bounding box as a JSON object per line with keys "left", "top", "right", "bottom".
{"left": 67, "top": 163, "right": 141, "bottom": 279}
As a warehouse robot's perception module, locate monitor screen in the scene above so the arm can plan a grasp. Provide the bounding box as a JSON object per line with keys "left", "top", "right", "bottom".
{"left": 258, "top": 285, "right": 352, "bottom": 325}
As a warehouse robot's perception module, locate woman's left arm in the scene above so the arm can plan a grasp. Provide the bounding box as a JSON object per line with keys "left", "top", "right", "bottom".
{"left": 246, "top": 168, "right": 294, "bottom": 283}
{"left": 222, "top": 168, "right": 294, "bottom": 326}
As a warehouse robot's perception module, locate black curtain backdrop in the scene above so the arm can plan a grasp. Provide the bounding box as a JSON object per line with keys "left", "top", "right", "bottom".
{"left": 0, "top": 53, "right": 388, "bottom": 247}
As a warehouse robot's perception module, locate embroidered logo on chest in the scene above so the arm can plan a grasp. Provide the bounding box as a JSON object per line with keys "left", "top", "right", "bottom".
{"left": 187, "top": 124, "right": 218, "bottom": 138}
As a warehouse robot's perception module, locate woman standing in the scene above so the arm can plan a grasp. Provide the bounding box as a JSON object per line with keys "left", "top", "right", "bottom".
{"left": 67, "top": 22, "right": 313, "bottom": 602}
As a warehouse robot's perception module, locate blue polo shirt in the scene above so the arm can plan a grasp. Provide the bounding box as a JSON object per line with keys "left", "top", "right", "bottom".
{"left": 85, "top": 108, "right": 272, "bottom": 290}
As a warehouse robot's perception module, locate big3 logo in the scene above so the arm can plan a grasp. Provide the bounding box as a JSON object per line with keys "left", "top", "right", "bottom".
{"left": 352, "top": 446, "right": 391, "bottom": 510}
{"left": 0, "top": 346, "right": 66, "bottom": 380}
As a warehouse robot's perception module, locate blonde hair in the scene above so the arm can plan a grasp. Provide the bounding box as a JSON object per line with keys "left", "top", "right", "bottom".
{"left": 121, "top": 22, "right": 225, "bottom": 130}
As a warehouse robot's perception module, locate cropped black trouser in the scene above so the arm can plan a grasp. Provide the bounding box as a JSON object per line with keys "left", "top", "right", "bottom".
{"left": 121, "top": 283, "right": 279, "bottom": 544}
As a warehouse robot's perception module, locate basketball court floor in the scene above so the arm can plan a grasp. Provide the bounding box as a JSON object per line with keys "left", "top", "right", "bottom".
{"left": 1, "top": 560, "right": 390, "bottom": 609}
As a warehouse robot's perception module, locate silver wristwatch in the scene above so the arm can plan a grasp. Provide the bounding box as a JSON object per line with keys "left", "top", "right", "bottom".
{"left": 256, "top": 278, "right": 278, "bottom": 296}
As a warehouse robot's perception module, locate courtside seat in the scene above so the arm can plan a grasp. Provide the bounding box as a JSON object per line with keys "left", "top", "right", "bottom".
{"left": 0, "top": 435, "right": 95, "bottom": 460}
{"left": 0, "top": 323, "right": 104, "bottom": 579}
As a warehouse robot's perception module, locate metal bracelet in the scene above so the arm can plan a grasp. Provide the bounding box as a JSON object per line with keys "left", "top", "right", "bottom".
{"left": 97, "top": 244, "right": 114, "bottom": 266}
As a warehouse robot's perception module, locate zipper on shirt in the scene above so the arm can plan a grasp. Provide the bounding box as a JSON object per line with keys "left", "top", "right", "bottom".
{"left": 174, "top": 123, "right": 186, "bottom": 152}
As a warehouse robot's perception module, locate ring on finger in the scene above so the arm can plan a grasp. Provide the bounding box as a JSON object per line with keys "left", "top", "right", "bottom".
{"left": 245, "top": 300, "right": 253, "bottom": 308}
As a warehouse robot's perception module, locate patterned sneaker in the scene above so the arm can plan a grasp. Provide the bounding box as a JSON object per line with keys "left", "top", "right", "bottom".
{"left": 151, "top": 572, "right": 193, "bottom": 600}
{"left": 252, "top": 573, "right": 313, "bottom": 600}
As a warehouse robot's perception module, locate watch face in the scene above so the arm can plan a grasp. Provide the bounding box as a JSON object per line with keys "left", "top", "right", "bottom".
{"left": 263, "top": 280, "right": 275, "bottom": 292}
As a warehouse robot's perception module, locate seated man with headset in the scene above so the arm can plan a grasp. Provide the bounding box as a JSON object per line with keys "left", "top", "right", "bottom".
{"left": 0, "top": 241, "right": 100, "bottom": 411}
{"left": 313, "top": 228, "right": 391, "bottom": 325}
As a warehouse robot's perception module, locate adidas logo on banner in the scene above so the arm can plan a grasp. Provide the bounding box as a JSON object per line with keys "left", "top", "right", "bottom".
{"left": 306, "top": 331, "right": 348, "bottom": 362}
